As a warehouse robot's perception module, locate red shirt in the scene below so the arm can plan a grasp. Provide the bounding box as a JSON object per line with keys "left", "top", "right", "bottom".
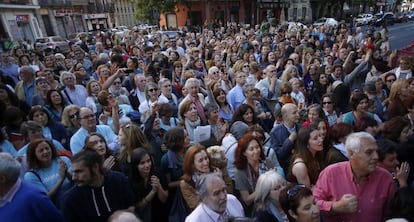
{"left": 313, "top": 161, "right": 395, "bottom": 222}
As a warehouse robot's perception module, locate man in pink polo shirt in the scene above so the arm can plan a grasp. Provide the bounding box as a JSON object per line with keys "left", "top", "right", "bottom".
{"left": 313, "top": 132, "right": 396, "bottom": 222}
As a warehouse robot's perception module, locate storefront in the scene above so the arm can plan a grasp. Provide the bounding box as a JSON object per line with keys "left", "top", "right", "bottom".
{"left": 0, "top": 4, "right": 42, "bottom": 42}
{"left": 84, "top": 14, "right": 109, "bottom": 31}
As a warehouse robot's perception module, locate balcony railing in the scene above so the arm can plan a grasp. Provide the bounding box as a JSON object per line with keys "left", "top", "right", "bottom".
{"left": 38, "top": 0, "right": 72, "bottom": 6}
{"left": 0, "top": 0, "right": 32, "bottom": 4}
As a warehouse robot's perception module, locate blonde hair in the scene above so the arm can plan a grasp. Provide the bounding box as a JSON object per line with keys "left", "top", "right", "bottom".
{"left": 389, "top": 79, "right": 406, "bottom": 102}
{"left": 206, "top": 146, "right": 225, "bottom": 160}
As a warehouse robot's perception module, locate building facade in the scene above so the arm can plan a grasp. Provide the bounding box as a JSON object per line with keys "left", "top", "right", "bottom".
{"left": 0, "top": 0, "right": 139, "bottom": 42}
{"left": 159, "top": 0, "right": 311, "bottom": 29}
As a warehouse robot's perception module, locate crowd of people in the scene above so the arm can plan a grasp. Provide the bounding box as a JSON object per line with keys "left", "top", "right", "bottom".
{"left": 0, "top": 19, "right": 414, "bottom": 222}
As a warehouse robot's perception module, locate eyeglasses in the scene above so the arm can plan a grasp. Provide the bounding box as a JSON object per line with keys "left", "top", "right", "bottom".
{"left": 386, "top": 79, "right": 396, "bottom": 83}
{"left": 148, "top": 88, "right": 158, "bottom": 92}
{"left": 113, "top": 81, "right": 121, "bottom": 85}
{"left": 79, "top": 114, "right": 95, "bottom": 119}
{"left": 287, "top": 184, "right": 306, "bottom": 199}
{"left": 323, "top": 101, "right": 332, "bottom": 105}
{"left": 175, "top": 66, "right": 182, "bottom": 68}
{"left": 163, "top": 84, "right": 171, "bottom": 88}
{"left": 69, "top": 112, "right": 79, "bottom": 119}
{"left": 64, "top": 77, "right": 74, "bottom": 80}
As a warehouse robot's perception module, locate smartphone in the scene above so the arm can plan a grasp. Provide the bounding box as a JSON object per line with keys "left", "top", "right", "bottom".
{"left": 122, "top": 68, "right": 134, "bottom": 73}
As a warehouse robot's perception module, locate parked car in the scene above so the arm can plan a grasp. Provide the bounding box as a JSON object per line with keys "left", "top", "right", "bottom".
{"left": 67, "top": 32, "right": 88, "bottom": 43}
{"left": 370, "top": 12, "right": 395, "bottom": 26}
{"left": 395, "top": 12, "right": 408, "bottom": 22}
{"left": 35, "top": 36, "right": 70, "bottom": 52}
{"left": 286, "top": 21, "right": 308, "bottom": 31}
{"left": 313, "top": 17, "right": 338, "bottom": 28}
{"left": 407, "top": 11, "right": 414, "bottom": 20}
{"left": 157, "top": 30, "right": 185, "bottom": 39}
{"left": 355, "top": 13, "right": 373, "bottom": 26}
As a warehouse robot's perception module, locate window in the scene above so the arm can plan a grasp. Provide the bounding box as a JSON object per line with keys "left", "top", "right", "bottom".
{"left": 302, "top": 7, "right": 307, "bottom": 21}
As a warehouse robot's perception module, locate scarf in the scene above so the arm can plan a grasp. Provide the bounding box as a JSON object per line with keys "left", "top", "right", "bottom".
{"left": 185, "top": 117, "right": 201, "bottom": 141}
{"left": 192, "top": 170, "right": 204, "bottom": 184}
{"left": 280, "top": 95, "right": 296, "bottom": 105}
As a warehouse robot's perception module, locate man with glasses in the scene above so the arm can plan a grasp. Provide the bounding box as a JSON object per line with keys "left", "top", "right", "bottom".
{"left": 70, "top": 107, "right": 117, "bottom": 154}
{"left": 166, "top": 38, "right": 185, "bottom": 57}
{"left": 313, "top": 132, "right": 395, "bottom": 222}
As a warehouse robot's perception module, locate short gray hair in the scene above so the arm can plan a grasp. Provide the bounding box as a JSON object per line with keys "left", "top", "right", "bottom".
{"left": 254, "top": 170, "right": 285, "bottom": 209}
{"left": 0, "top": 153, "right": 21, "bottom": 183}
{"left": 158, "top": 78, "right": 171, "bottom": 89}
{"left": 346, "top": 132, "right": 376, "bottom": 153}
{"left": 242, "top": 83, "right": 254, "bottom": 96}
{"left": 196, "top": 173, "right": 224, "bottom": 200}
{"left": 60, "top": 71, "right": 76, "bottom": 85}
{"left": 19, "top": 65, "right": 35, "bottom": 75}
{"left": 184, "top": 77, "right": 200, "bottom": 88}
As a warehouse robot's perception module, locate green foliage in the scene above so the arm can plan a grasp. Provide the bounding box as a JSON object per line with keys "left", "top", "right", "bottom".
{"left": 135, "top": 0, "right": 188, "bottom": 22}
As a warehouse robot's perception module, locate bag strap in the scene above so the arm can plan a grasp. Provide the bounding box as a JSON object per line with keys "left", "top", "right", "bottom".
{"left": 266, "top": 147, "right": 271, "bottom": 158}
{"left": 62, "top": 88, "right": 73, "bottom": 104}
{"left": 29, "top": 170, "right": 48, "bottom": 190}
{"left": 225, "top": 141, "right": 237, "bottom": 154}
{"left": 29, "top": 170, "right": 43, "bottom": 183}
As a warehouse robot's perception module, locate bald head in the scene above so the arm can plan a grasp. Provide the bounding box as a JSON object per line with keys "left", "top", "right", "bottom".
{"left": 281, "top": 103, "right": 299, "bottom": 125}
{"left": 264, "top": 65, "right": 277, "bottom": 79}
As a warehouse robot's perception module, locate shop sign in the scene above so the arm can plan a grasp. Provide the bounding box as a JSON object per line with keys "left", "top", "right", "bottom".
{"left": 16, "top": 15, "right": 29, "bottom": 23}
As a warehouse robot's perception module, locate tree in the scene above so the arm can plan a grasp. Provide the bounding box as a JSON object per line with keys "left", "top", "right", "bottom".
{"left": 135, "top": 0, "right": 188, "bottom": 24}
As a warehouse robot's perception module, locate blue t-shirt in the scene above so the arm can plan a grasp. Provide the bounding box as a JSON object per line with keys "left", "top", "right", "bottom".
{"left": 0, "top": 140, "right": 17, "bottom": 157}
{"left": 24, "top": 157, "right": 73, "bottom": 206}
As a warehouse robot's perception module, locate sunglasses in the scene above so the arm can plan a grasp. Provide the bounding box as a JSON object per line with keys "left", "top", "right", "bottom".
{"left": 243, "top": 65, "right": 249, "bottom": 68}
{"left": 386, "top": 79, "right": 396, "bottom": 83}
{"left": 69, "top": 112, "right": 79, "bottom": 119}
{"left": 287, "top": 184, "right": 306, "bottom": 199}
{"left": 323, "top": 101, "right": 332, "bottom": 105}
{"left": 148, "top": 88, "right": 158, "bottom": 92}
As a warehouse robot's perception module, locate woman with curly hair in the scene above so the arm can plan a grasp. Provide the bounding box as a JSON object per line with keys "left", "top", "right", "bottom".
{"left": 23, "top": 138, "right": 72, "bottom": 207}
{"left": 230, "top": 103, "right": 258, "bottom": 128}
{"left": 83, "top": 132, "right": 119, "bottom": 171}
{"left": 387, "top": 79, "right": 413, "bottom": 118}
{"left": 43, "top": 89, "right": 70, "bottom": 122}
